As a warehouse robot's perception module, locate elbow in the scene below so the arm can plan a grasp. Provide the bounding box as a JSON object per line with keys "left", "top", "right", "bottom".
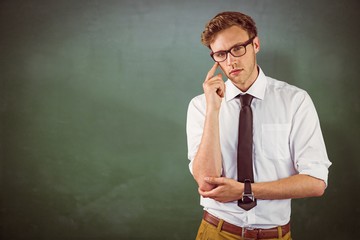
{"left": 193, "top": 174, "right": 215, "bottom": 192}
{"left": 192, "top": 163, "right": 221, "bottom": 192}
{"left": 198, "top": 180, "right": 216, "bottom": 192}
{"left": 313, "top": 180, "right": 326, "bottom": 197}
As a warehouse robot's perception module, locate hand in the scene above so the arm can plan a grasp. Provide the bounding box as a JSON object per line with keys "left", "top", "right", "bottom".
{"left": 203, "top": 62, "right": 225, "bottom": 111}
{"left": 198, "top": 177, "right": 243, "bottom": 203}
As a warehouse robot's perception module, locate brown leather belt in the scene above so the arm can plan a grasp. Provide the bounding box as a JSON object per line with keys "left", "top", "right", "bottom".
{"left": 203, "top": 211, "right": 290, "bottom": 239}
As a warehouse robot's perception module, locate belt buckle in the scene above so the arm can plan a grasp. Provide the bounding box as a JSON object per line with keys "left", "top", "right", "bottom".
{"left": 242, "top": 226, "right": 256, "bottom": 240}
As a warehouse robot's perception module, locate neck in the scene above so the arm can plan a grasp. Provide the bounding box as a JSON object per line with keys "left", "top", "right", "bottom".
{"left": 236, "top": 66, "right": 259, "bottom": 92}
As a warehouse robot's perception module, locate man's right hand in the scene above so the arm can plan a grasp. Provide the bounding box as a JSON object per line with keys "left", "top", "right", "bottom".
{"left": 203, "top": 62, "right": 225, "bottom": 112}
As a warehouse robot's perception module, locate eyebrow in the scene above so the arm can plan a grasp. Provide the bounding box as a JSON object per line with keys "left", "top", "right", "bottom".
{"left": 213, "top": 41, "right": 247, "bottom": 53}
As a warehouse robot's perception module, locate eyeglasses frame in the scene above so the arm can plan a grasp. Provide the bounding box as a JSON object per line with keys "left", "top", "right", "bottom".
{"left": 210, "top": 36, "right": 256, "bottom": 62}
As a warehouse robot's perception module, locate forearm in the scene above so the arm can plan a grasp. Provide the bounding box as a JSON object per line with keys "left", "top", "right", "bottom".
{"left": 253, "top": 174, "right": 326, "bottom": 200}
{"left": 192, "top": 110, "right": 222, "bottom": 191}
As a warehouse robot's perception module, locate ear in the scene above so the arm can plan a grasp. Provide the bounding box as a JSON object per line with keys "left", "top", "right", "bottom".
{"left": 253, "top": 36, "right": 260, "bottom": 54}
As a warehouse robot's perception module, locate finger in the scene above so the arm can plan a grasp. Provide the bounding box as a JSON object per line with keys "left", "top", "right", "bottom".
{"left": 198, "top": 188, "right": 208, "bottom": 197}
{"left": 198, "top": 187, "right": 216, "bottom": 198}
{"left": 198, "top": 188, "right": 205, "bottom": 196}
{"left": 216, "top": 81, "right": 226, "bottom": 97}
{"left": 204, "top": 74, "right": 224, "bottom": 87}
{"left": 204, "top": 79, "right": 223, "bottom": 89}
{"left": 217, "top": 88, "right": 224, "bottom": 98}
{"left": 203, "top": 79, "right": 224, "bottom": 93}
{"left": 204, "top": 76, "right": 223, "bottom": 89}
{"left": 205, "top": 62, "right": 219, "bottom": 80}
{"left": 204, "top": 177, "right": 225, "bottom": 185}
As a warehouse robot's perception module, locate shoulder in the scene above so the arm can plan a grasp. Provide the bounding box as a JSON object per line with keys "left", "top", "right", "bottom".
{"left": 188, "top": 93, "right": 206, "bottom": 108}
{"left": 266, "top": 76, "right": 304, "bottom": 93}
{"left": 187, "top": 93, "right": 207, "bottom": 116}
{"left": 262, "top": 76, "right": 317, "bottom": 116}
{"left": 265, "top": 76, "right": 310, "bottom": 102}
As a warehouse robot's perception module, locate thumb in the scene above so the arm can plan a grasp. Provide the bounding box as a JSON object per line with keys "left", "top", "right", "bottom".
{"left": 216, "top": 83, "right": 226, "bottom": 98}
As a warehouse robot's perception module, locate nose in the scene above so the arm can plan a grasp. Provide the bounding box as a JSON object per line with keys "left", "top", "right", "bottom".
{"left": 226, "top": 52, "right": 236, "bottom": 66}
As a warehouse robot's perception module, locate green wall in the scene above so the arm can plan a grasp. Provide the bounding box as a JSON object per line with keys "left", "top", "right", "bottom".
{"left": 1, "top": 0, "right": 359, "bottom": 239}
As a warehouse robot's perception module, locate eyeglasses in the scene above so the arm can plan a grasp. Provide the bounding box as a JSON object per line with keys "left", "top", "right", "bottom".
{"left": 210, "top": 36, "right": 256, "bottom": 62}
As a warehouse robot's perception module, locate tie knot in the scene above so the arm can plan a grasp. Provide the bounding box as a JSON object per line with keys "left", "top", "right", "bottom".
{"left": 240, "top": 94, "right": 253, "bottom": 107}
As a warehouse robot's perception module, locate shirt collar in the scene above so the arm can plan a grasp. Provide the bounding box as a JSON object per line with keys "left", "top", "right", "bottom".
{"left": 225, "top": 67, "right": 267, "bottom": 102}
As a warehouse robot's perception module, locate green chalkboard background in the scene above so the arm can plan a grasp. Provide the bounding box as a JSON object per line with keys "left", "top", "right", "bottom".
{"left": 1, "top": 0, "right": 359, "bottom": 239}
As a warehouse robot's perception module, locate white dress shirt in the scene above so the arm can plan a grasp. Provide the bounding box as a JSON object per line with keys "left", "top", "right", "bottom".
{"left": 186, "top": 67, "right": 331, "bottom": 229}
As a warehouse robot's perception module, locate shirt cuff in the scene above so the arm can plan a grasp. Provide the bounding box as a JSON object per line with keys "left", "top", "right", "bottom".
{"left": 298, "top": 162, "right": 331, "bottom": 186}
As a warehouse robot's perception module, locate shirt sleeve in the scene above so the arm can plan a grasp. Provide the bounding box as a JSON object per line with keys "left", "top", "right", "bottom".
{"left": 290, "top": 91, "right": 332, "bottom": 186}
{"left": 186, "top": 95, "right": 206, "bottom": 175}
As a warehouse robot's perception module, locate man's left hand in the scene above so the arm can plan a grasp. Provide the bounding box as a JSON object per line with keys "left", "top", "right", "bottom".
{"left": 198, "top": 177, "right": 244, "bottom": 203}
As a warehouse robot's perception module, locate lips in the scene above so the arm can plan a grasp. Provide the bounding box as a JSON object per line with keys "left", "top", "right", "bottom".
{"left": 230, "top": 69, "right": 242, "bottom": 75}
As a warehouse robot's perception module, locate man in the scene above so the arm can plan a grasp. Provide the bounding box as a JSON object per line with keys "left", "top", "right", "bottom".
{"left": 186, "top": 11, "right": 331, "bottom": 240}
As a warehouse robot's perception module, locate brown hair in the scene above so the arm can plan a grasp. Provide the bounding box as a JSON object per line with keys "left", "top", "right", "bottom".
{"left": 201, "top": 11, "right": 258, "bottom": 48}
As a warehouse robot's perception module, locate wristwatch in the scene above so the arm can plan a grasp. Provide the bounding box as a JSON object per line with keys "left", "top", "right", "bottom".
{"left": 238, "top": 179, "right": 257, "bottom": 211}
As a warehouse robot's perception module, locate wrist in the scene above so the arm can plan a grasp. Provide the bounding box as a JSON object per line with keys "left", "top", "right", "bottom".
{"left": 238, "top": 180, "right": 257, "bottom": 211}
{"left": 206, "top": 107, "right": 220, "bottom": 116}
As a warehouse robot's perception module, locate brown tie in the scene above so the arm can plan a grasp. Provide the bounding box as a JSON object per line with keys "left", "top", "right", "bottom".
{"left": 237, "top": 94, "right": 257, "bottom": 210}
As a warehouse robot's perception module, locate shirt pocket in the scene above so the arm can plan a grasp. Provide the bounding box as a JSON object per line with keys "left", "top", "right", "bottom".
{"left": 261, "top": 124, "right": 291, "bottom": 161}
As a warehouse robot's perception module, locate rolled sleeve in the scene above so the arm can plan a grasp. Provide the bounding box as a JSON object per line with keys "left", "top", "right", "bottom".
{"left": 186, "top": 95, "right": 206, "bottom": 174}
{"left": 290, "top": 92, "right": 332, "bottom": 185}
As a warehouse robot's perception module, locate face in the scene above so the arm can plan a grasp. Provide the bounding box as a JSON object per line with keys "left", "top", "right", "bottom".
{"left": 210, "top": 25, "right": 260, "bottom": 91}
